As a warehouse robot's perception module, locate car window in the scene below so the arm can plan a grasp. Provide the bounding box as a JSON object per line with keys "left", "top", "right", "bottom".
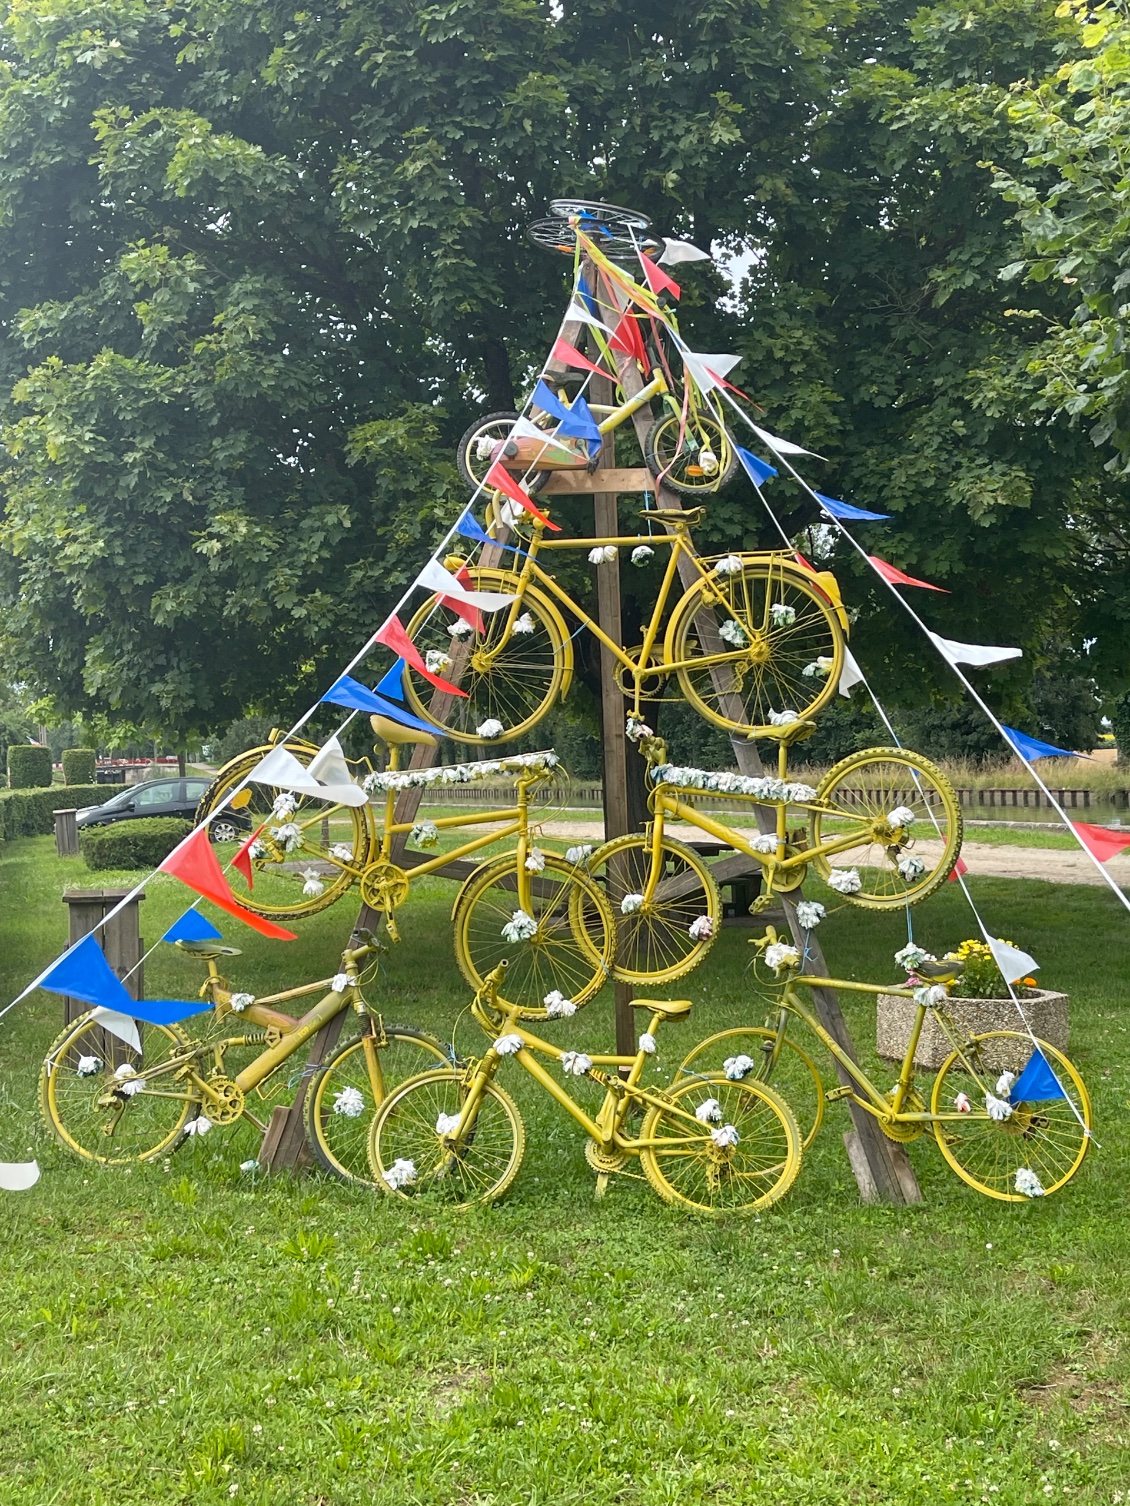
{"left": 98, "top": 787, "right": 136, "bottom": 810}
{"left": 135, "top": 782, "right": 179, "bottom": 807}
{"left": 184, "top": 780, "right": 210, "bottom": 801}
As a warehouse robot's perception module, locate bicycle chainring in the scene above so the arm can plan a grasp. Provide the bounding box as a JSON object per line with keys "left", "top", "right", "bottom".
{"left": 584, "top": 1138, "right": 630, "bottom": 1175}
{"left": 358, "top": 860, "right": 411, "bottom": 914}
{"left": 203, "top": 1075, "right": 246, "bottom": 1125}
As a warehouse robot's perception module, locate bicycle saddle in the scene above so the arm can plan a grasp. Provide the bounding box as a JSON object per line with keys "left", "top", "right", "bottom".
{"left": 753, "top": 718, "right": 817, "bottom": 747}
{"left": 175, "top": 940, "right": 243, "bottom": 959}
{"left": 630, "top": 998, "right": 692, "bottom": 1020}
{"left": 641, "top": 506, "right": 706, "bottom": 527}
{"left": 370, "top": 713, "right": 438, "bottom": 748}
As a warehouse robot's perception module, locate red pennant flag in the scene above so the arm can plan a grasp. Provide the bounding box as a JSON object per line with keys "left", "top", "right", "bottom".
{"left": 947, "top": 856, "right": 969, "bottom": 883}
{"left": 484, "top": 460, "right": 562, "bottom": 532}
{"left": 1072, "top": 822, "right": 1130, "bottom": 863}
{"left": 869, "top": 555, "right": 949, "bottom": 593}
{"left": 160, "top": 827, "right": 296, "bottom": 940}
{"left": 441, "top": 564, "right": 484, "bottom": 634}
{"left": 639, "top": 254, "right": 681, "bottom": 301}
{"left": 232, "top": 821, "right": 266, "bottom": 889}
{"left": 609, "top": 313, "right": 649, "bottom": 372}
{"left": 550, "top": 338, "right": 608, "bottom": 379}
{"left": 375, "top": 615, "right": 468, "bottom": 697}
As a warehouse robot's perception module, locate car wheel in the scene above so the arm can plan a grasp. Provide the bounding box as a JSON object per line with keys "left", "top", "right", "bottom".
{"left": 209, "top": 819, "right": 242, "bottom": 844}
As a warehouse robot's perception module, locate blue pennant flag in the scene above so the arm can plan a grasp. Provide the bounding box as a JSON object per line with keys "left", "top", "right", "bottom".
{"left": 1002, "top": 725, "right": 1084, "bottom": 763}
{"left": 816, "top": 492, "right": 890, "bottom": 522}
{"left": 375, "top": 661, "right": 406, "bottom": 700}
{"left": 735, "top": 446, "right": 778, "bottom": 486}
{"left": 1011, "top": 1049, "right": 1067, "bottom": 1104}
{"left": 531, "top": 380, "right": 602, "bottom": 443}
{"left": 454, "top": 509, "right": 529, "bottom": 559}
{"left": 321, "top": 672, "right": 442, "bottom": 736}
{"left": 128, "top": 997, "right": 214, "bottom": 1026}
{"left": 163, "top": 909, "right": 223, "bottom": 944}
{"left": 37, "top": 933, "right": 211, "bottom": 1026}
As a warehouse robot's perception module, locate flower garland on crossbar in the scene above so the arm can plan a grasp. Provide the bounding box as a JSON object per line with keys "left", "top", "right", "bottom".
{"left": 652, "top": 763, "right": 817, "bottom": 806}
{"left": 362, "top": 750, "right": 559, "bottom": 794}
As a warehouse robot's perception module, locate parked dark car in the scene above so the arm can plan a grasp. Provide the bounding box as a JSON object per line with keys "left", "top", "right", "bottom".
{"left": 75, "top": 777, "right": 237, "bottom": 835}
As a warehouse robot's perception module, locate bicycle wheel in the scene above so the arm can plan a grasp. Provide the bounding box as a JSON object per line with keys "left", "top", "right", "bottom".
{"left": 40, "top": 1014, "right": 199, "bottom": 1165}
{"left": 453, "top": 853, "right": 615, "bottom": 1017}
{"left": 640, "top": 1075, "right": 802, "bottom": 1214}
{"left": 930, "top": 1033, "right": 1091, "bottom": 1202}
{"left": 304, "top": 1024, "right": 452, "bottom": 1184}
{"left": 674, "top": 1028, "right": 825, "bottom": 1149}
{"left": 668, "top": 560, "right": 844, "bottom": 733}
{"left": 195, "top": 744, "right": 376, "bottom": 919}
{"left": 369, "top": 1068, "right": 525, "bottom": 1207}
{"left": 585, "top": 835, "right": 721, "bottom": 984}
{"left": 809, "top": 748, "right": 962, "bottom": 908}
{"left": 402, "top": 568, "right": 570, "bottom": 746}
{"left": 643, "top": 411, "right": 738, "bottom": 495}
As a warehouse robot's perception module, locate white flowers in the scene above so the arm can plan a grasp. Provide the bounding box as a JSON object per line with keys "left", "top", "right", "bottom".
{"left": 985, "top": 1093, "right": 1014, "bottom": 1122}
{"left": 803, "top": 657, "right": 835, "bottom": 678}
{"left": 588, "top": 545, "right": 617, "bottom": 564}
{"left": 698, "top": 447, "right": 719, "bottom": 474}
{"left": 301, "top": 868, "right": 326, "bottom": 898}
{"left": 888, "top": 806, "right": 916, "bottom": 829}
{"left": 499, "top": 498, "right": 527, "bottom": 528}
{"left": 1015, "top": 1167, "right": 1046, "bottom": 1198}
{"left": 769, "top": 602, "right": 796, "bottom": 627}
{"left": 953, "top": 1092, "right": 972, "bottom": 1114}
{"left": 631, "top": 545, "right": 655, "bottom": 566}
{"left": 435, "top": 1112, "right": 462, "bottom": 1136}
{"left": 330, "top": 843, "right": 354, "bottom": 862}
{"left": 713, "top": 554, "right": 744, "bottom": 576}
{"left": 719, "top": 619, "right": 748, "bottom": 648}
{"left": 525, "top": 846, "right": 546, "bottom": 873}
{"left": 249, "top": 838, "right": 268, "bottom": 860}
{"left": 768, "top": 709, "right": 799, "bottom": 726}
{"left": 229, "top": 992, "right": 255, "bottom": 1013}
{"left": 184, "top": 1116, "right": 212, "bottom": 1137}
{"left": 795, "top": 901, "right": 825, "bottom": 930}
{"left": 425, "top": 649, "right": 453, "bottom": 674}
{"left": 448, "top": 618, "right": 474, "bottom": 639}
{"left": 331, "top": 973, "right": 350, "bottom": 994}
{"left": 272, "top": 792, "right": 298, "bottom": 820}
{"left": 114, "top": 1064, "right": 145, "bottom": 1096}
{"left": 695, "top": 1098, "right": 723, "bottom": 1124}
{"left": 764, "top": 941, "right": 800, "bottom": 972}
{"left": 652, "top": 763, "right": 816, "bottom": 805}
{"left": 688, "top": 915, "right": 714, "bottom": 941}
{"left": 76, "top": 1055, "right": 102, "bottom": 1077}
{"left": 913, "top": 983, "right": 948, "bottom": 1008}
{"left": 752, "top": 833, "right": 778, "bottom": 855}
{"left": 494, "top": 1034, "right": 524, "bottom": 1056}
{"left": 827, "top": 867, "right": 862, "bottom": 894}
{"left": 332, "top": 1086, "right": 364, "bottom": 1118}
{"left": 240, "top": 1159, "right": 260, "bottom": 1173}
{"left": 409, "top": 822, "right": 440, "bottom": 849}
{"left": 364, "top": 749, "right": 558, "bottom": 794}
{"left": 270, "top": 821, "right": 303, "bottom": 854}
{"left": 996, "top": 1071, "right": 1016, "bottom": 1098}
{"left": 512, "top": 612, "right": 536, "bottom": 635}
{"left": 724, "top": 1055, "right": 756, "bottom": 1080}
{"left": 638, "top": 1033, "right": 657, "bottom": 1055}
{"left": 625, "top": 715, "right": 653, "bottom": 742}
{"left": 544, "top": 991, "right": 577, "bottom": 1018}
{"left": 894, "top": 943, "right": 935, "bottom": 973}
{"left": 898, "top": 855, "right": 926, "bottom": 884}
{"left": 501, "top": 909, "right": 538, "bottom": 943}
{"left": 711, "top": 1124, "right": 740, "bottom": 1149}
{"left": 382, "top": 1158, "right": 417, "bottom": 1190}
{"left": 560, "top": 1051, "right": 593, "bottom": 1077}
{"left": 620, "top": 893, "right": 645, "bottom": 915}
{"left": 565, "top": 845, "right": 592, "bottom": 866}
{"left": 476, "top": 719, "right": 504, "bottom": 740}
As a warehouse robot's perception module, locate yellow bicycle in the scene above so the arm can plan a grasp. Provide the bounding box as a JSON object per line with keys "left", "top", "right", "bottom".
{"left": 367, "top": 961, "right": 802, "bottom": 1214}
{"left": 403, "top": 509, "right": 849, "bottom": 744}
{"left": 40, "top": 934, "right": 448, "bottom": 1179}
{"left": 586, "top": 726, "right": 963, "bottom": 984}
{"left": 196, "top": 718, "right": 615, "bottom": 1017}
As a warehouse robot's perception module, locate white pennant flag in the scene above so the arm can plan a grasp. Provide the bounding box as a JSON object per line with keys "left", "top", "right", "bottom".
{"left": 307, "top": 735, "right": 354, "bottom": 790}
{"left": 250, "top": 743, "right": 369, "bottom": 808}
{"left": 0, "top": 1161, "right": 40, "bottom": 1192}
{"left": 987, "top": 938, "right": 1039, "bottom": 985}
{"left": 415, "top": 558, "right": 517, "bottom": 613}
{"left": 928, "top": 632, "right": 1022, "bottom": 669}
{"left": 565, "top": 299, "right": 616, "bottom": 333}
{"left": 681, "top": 348, "right": 742, "bottom": 396}
{"left": 90, "top": 1007, "right": 142, "bottom": 1053}
{"left": 839, "top": 647, "right": 865, "bottom": 699}
{"left": 750, "top": 423, "right": 822, "bottom": 459}
{"left": 659, "top": 237, "right": 711, "bottom": 266}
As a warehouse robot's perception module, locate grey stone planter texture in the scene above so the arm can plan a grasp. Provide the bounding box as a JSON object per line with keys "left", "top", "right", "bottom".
{"left": 876, "top": 989, "right": 1069, "bottom": 1072}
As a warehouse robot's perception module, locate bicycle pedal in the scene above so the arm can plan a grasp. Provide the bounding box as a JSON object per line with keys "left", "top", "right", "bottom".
{"left": 825, "top": 1085, "right": 855, "bottom": 1102}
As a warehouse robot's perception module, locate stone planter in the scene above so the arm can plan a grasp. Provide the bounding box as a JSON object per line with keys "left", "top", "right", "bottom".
{"left": 876, "top": 989, "right": 1069, "bottom": 1072}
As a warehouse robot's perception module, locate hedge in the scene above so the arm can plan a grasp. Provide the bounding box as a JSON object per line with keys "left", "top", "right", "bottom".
{"left": 0, "top": 784, "right": 106, "bottom": 842}
{"left": 80, "top": 817, "right": 194, "bottom": 871}
{"left": 62, "top": 748, "right": 97, "bottom": 785}
{"left": 7, "top": 745, "right": 52, "bottom": 789}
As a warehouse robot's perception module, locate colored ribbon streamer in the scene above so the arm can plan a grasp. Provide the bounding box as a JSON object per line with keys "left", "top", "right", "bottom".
{"left": 37, "top": 932, "right": 214, "bottom": 1026}
{"left": 375, "top": 616, "right": 469, "bottom": 697}
{"left": 1010, "top": 1049, "right": 1067, "bottom": 1104}
{"left": 869, "top": 555, "right": 948, "bottom": 592}
{"left": 159, "top": 827, "right": 297, "bottom": 940}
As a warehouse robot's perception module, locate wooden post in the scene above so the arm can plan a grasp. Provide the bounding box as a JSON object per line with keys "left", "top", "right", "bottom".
{"left": 257, "top": 1007, "right": 349, "bottom": 1175}
{"left": 54, "top": 808, "right": 78, "bottom": 857}
{"left": 60, "top": 888, "right": 146, "bottom": 1072}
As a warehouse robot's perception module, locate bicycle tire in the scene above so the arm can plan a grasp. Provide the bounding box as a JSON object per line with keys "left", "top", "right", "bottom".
{"left": 456, "top": 410, "right": 549, "bottom": 494}
{"left": 584, "top": 834, "right": 721, "bottom": 984}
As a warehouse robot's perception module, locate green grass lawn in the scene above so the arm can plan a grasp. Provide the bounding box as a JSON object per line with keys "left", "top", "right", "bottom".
{"left": 0, "top": 834, "right": 1127, "bottom": 1503}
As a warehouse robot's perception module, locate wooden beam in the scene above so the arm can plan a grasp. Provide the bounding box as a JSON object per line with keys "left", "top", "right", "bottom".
{"left": 540, "top": 468, "right": 654, "bottom": 494}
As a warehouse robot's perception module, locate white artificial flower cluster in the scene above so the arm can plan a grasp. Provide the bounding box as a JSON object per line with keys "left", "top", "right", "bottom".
{"left": 301, "top": 868, "right": 326, "bottom": 897}
{"left": 620, "top": 893, "right": 645, "bottom": 915}
{"left": 638, "top": 1033, "right": 657, "bottom": 1055}
{"left": 795, "top": 900, "right": 825, "bottom": 930}
{"left": 425, "top": 649, "right": 453, "bottom": 674}
{"left": 448, "top": 618, "right": 474, "bottom": 639}
{"left": 625, "top": 715, "right": 653, "bottom": 742}
{"left": 953, "top": 1092, "right": 972, "bottom": 1113}
{"left": 332, "top": 973, "right": 350, "bottom": 993}
{"left": 985, "top": 1093, "right": 1013, "bottom": 1122}
{"left": 477, "top": 719, "right": 504, "bottom": 739}
{"left": 560, "top": 1052, "right": 593, "bottom": 1077}
{"left": 764, "top": 941, "right": 800, "bottom": 972}
{"left": 688, "top": 915, "right": 714, "bottom": 941}
{"left": 272, "top": 792, "right": 298, "bottom": 820}
{"left": 501, "top": 909, "right": 538, "bottom": 943}
{"left": 333, "top": 1086, "right": 365, "bottom": 1118}
{"left": 996, "top": 1071, "right": 1016, "bottom": 1097}
{"left": 588, "top": 545, "right": 617, "bottom": 565}
{"left": 76, "top": 1055, "right": 102, "bottom": 1077}
{"left": 511, "top": 612, "right": 536, "bottom": 634}
{"left": 893, "top": 943, "right": 936, "bottom": 974}
{"left": 330, "top": 843, "right": 354, "bottom": 862}
{"left": 409, "top": 822, "right": 440, "bottom": 849}
{"left": 525, "top": 847, "right": 546, "bottom": 873}
{"left": 888, "top": 806, "right": 916, "bottom": 828}
{"left": 719, "top": 620, "right": 748, "bottom": 648}
{"left": 363, "top": 750, "right": 559, "bottom": 795}
{"left": 768, "top": 709, "right": 799, "bottom": 726}
{"left": 802, "top": 657, "right": 835, "bottom": 678}
{"left": 270, "top": 821, "right": 303, "bottom": 854}
{"left": 565, "top": 845, "right": 592, "bottom": 866}
{"left": 898, "top": 855, "right": 927, "bottom": 883}
{"left": 114, "top": 1065, "right": 146, "bottom": 1097}
{"left": 544, "top": 991, "right": 577, "bottom": 1018}
{"left": 913, "top": 983, "right": 948, "bottom": 1008}
{"left": 711, "top": 1124, "right": 741, "bottom": 1148}
{"left": 653, "top": 763, "right": 817, "bottom": 806}
{"left": 724, "top": 1055, "right": 755, "bottom": 1080}
{"left": 752, "top": 833, "right": 778, "bottom": 855}
{"left": 184, "top": 1116, "right": 212, "bottom": 1137}
{"left": 769, "top": 602, "right": 796, "bottom": 627}
{"left": 435, "top": 1112, "right": 462, "bottom": 1136}
{"left": 229, "top": 992, "right": 255, "bottom": 1012}
{"left": 382, "top": 1158, "right": 417, "bottom": 1189}
{"left": 1015, "top": 1167, "right": 1045, "bottom": 1198}
{"left": 499, "top": 498, "right": 527, "bottom": 528}
{"left": 827, "top": 867, "right": 862, "bottom": 894}
{"left": 695, "top": 1098, "right": 723, "bottom": 1124}
{"left": 494, "top": 1034, "right": 524, "bottom": 1056}
{"left": 713, "top": 554, "right": 744, "bottom": 576}
{"left": 249, "top": 837, "right": 268, "bottom": 861}
{"left": 631, "top": 545, "right": 655, "bottom": 566}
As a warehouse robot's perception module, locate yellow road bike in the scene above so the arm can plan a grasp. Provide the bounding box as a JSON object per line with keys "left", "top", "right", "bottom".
{"left": 677, "top": 930, "right": 1093, "bottom": 1201}
{"left": 367, "top": 960, "right": 802, "bottom": 1215}
{"left": 196, "top": 718, "right": 615, "bottom": 1017}
{"left": 586, "top": 726, "right": 963, "bottom": 984}
{"left": 403, "top": 508, "right": 850, "bottom": 744}
{"left": 40, "top": 934, "right": 449, "bottom": 1180}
